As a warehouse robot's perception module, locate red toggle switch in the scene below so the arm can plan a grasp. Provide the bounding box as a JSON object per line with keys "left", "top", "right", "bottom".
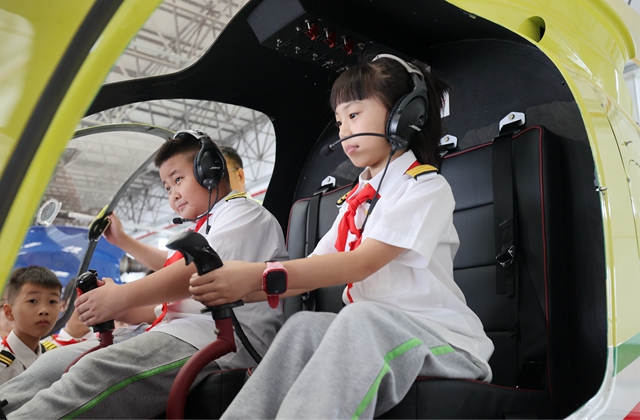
{"left": 305, "top": 22, "right": 318, "bottom": 41}
{"left": 324, "top": 29, "right": 337, "bottom": 48}
{"left": 342, "top": 37, "right": 354, "bottom": 55}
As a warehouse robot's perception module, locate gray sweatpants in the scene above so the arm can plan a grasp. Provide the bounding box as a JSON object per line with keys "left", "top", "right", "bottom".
{"left": 222, "top": 302, "right": 489, "bottom": 419}
{"left": 0, "top": 329, "right": 220, "bottom": 419}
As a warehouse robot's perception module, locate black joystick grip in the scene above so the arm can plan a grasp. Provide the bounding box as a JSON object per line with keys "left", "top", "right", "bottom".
{"left": 165, "top": 231, "right": 223, "bottom": 275}
{"left": 76, "top": 270, "right": 100, "bottom": 294}
{"left": 75, "top": 270, "right": 115, "bottom": 333}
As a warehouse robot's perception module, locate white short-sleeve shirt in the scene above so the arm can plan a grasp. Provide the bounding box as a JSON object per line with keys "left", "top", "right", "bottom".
{"left": 153, "top": 192, "right": 288, "bottom": 369}
{"left": 313, "top": 150, "right": 494, "bottom": 379}
{"left": 0, "top": 330, "right": 54, "bottom": 385}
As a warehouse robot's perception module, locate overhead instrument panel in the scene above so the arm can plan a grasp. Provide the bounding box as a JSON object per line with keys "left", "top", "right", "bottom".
{"left": 247, "top": 0, "right": 413, "bottom": 72}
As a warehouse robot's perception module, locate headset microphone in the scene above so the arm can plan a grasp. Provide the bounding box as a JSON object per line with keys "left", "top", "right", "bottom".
{"left": 321, "top": 132, "right": 409, "bottom": 157}
{"left": 172, "top": 213, "right": 206, "bottom": 225}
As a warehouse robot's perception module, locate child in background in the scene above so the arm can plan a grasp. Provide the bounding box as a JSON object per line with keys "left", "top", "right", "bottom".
{"left": 220, "top": 145, "right": 248, "bottom": 195}
{"left": 0, "top": 266, "right": 61, "bottom": 385}
{"left": 189, "top": 54, "right": 494, "bottom": 419}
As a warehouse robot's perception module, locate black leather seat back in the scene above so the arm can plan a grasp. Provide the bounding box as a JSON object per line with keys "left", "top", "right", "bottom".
{"left": 285, "top": 186, "right": 347, "bottom": 261}
{"left": 284, "top": 126, "right": 562, "bottom": 394}
{"left": 284, "top": 186, "right": 349, "bottom": 319}
{"left": 441, "top": 142, "right": 520, "bottom": 387}
{"left": 442, "top": 126, "right": 563, "bottom": 389}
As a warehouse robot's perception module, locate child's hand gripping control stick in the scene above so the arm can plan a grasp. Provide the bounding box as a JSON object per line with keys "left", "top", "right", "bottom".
{"left": 64, "top": 270, "right": 115, "bottom": 373}
{"left": 164, "top": 230, "right": 245, "bottom": 318}
{"left": 75, "top": 270, "right": 116, "bottom": 334}
{"left": 165, "top": 231, "right": 247, "bottom": 419}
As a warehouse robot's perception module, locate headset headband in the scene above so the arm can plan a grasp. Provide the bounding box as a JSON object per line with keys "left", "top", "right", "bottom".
{"left": 372, "top": 54, "right": 423, "bottom": 77}
{"left": 173, "top": 129, "right": 209, "bottom": 141}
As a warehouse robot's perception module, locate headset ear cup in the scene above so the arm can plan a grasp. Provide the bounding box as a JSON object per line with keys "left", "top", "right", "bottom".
{"left": 387, "top": 91, "right": 428, "bottom": 146}
{"left": 194, "top": 139, "right": 226, "bottom": 189}
{"left": 194, "top": 153, "right": 203, "bottom": 187}
{"left": 386, "top": 94, "right": 407, "bottom": 138}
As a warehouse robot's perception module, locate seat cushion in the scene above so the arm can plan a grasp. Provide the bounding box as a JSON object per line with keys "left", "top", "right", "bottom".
{"left": 377, "top": 377, "right": 551, "bottom": 419}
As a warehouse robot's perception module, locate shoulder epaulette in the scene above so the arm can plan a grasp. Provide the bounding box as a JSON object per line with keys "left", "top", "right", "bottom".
{"left": 406, "top": 164, "right": 439, "bottom": 179}
{"left": 0, "top": 350, "right": 15, "bottom": 367}
{"left": 225, "top": 192, "right": 248, "bottom": 201}
{"left": 336, "top": 192, "right": 349, "bottom": 206}
{"left": 41, "top": 341, "right": 57, "bottom": 352}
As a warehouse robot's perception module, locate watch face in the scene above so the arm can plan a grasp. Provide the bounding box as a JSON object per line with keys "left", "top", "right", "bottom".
{"left": 266, "top": 270, "right": 287, "bottom": 294}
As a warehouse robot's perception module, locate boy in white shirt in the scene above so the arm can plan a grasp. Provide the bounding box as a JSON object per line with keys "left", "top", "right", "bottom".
{"left": 0, "top": 133, "right": 287, "bottom": 419}
{"left": 0, "top": 266, "right": 61, "bottom": 385}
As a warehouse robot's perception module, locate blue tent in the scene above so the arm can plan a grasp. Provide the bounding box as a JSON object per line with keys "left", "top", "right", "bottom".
{"left": 13, "top": 226, "right": 125, "bottom": 287}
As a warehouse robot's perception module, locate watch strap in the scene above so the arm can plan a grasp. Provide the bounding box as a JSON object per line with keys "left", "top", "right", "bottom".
{"left": 266, "top": 261, "right": 284, "bottom": 270}
{"left": 266, "top": 294, "right": 280, "bottom": 309}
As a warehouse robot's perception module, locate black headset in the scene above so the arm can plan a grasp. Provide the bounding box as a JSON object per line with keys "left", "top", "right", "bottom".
{"left": 173, "top": 129, "right": 226, "bottom": 190}
{"left": 372, "top": 54, "right": 429, "bottom": 150}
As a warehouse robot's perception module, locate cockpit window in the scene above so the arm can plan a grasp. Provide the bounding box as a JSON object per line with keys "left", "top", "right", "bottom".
{"left": 80, "top": 100, "right": 276, "bottom": 204}
{"left": 107, "top": 0, "right": 250, "bottom": 83}
{"left": 40, "top": 130, "right": 168, "bottom": 227}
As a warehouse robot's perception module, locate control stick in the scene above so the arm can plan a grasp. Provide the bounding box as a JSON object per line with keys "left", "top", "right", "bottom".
{"left": 75, "top": 270, "right": 116, "bottom": 334}
{"left": 64, "top": 270, "right": 115, "bottom": 372}
{"left": 165, "top": 231, "right": 248, "bottom": 419}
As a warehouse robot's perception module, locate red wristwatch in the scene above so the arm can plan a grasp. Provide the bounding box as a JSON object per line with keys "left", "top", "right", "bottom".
{"left": 262, "top": 261, "right": 288, "bottom": 309}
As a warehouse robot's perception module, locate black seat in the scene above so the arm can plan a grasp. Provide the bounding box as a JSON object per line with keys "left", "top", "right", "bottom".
{"left": 283, "top": 125, "right": 567, "bottom": 418}
{"left": 283, "top": 183, "right": 350, "bottom": 318}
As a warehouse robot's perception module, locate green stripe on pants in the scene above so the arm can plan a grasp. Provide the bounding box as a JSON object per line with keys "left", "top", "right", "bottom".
{"left": 351, "top": 338, "right": 424, "bottom": 419}
{"left": 62, "top": 357, "right": 189, "bottom": 419}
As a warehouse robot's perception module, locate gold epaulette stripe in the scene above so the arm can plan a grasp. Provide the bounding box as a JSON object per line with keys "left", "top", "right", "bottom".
{"left": 0, "top": 350, "right": 14, "bottom": 367}
{"left": 336, "top": 192, "right": 349, "bottom": 206}
{"left": 406, "top": 164, "right": 439, "bottom": 179}
{"left": 41, "top": 341, "right": 57, "bottom": 351}
{"left": 226, "top": 192, "right": 248, "bottom": 201}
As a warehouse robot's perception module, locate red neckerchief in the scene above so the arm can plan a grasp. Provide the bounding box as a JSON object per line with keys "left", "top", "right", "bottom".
{"left": 2, "top": 336, "right": 13, "bottom": 353}
{"left": 334, "top": 183, "right": 379, "bottom": 253}
{"left": 146, "top": 216, "right": 208, "bottom": 332}
{"left": 51, "top": 334, "right": 85, "bottom": 346}
{"left": 342, "top": 160, "right": 420, "bottom": 303}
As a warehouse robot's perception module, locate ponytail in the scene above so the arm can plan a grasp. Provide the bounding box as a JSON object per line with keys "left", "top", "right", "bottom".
{"left": 410, "top": 67, "right": 449, "bottom": 167}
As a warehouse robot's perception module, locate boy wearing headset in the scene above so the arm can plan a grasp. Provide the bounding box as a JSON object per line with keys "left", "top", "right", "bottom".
{"left": 0, "top": 132, "right": 287, "bottom": 419}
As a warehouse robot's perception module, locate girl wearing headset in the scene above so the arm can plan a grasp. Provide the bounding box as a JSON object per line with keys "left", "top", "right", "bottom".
{"left": 190, "top": 54, "right": 494, "bottom": 419}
